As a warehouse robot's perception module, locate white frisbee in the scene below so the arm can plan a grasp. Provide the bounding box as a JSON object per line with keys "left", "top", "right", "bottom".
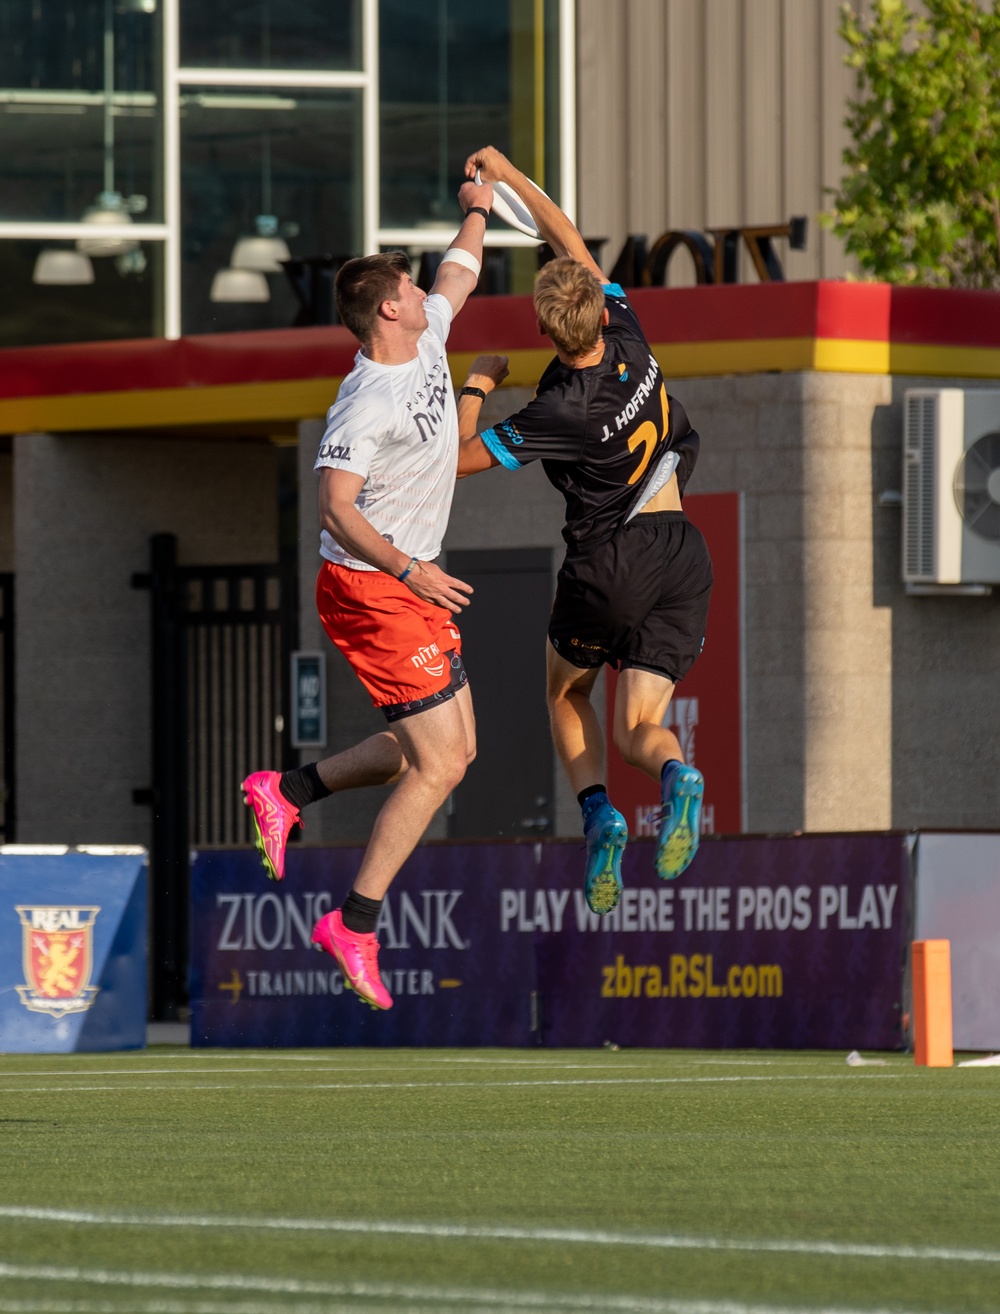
{"left": 475, "top": 169, "right": 547, "bottom": 240}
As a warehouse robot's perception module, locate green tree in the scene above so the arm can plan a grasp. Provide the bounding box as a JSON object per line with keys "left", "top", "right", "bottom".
{"left": 824, "top": 0, "right": 1000, "bottom": 288}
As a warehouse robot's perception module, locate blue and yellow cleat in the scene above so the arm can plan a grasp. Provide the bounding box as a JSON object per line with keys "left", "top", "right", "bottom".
{"left": 583, "top": 798, "right": 628, "bottom": 915}
{"left": 655, "top": 763, "right": 704, "bottom": 881}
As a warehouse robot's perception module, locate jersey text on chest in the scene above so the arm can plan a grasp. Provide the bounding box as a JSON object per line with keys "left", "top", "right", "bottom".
{"left": 404, "top": 357, "right": 451, "bottom": 443}
{"left": 601, "top": 354, "right": 660, "bottom": 441}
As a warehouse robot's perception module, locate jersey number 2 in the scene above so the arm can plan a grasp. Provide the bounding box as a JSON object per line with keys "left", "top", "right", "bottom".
{"left": 627, "top": 383, "right": 669, "bottom": 485}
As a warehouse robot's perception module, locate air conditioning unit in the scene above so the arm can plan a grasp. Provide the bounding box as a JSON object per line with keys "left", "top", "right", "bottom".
{"left": 903, "top": 388, "right": 1000, "bottom": 591}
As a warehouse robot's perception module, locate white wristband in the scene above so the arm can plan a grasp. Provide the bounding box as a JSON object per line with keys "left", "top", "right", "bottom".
{"left": 441, "top": 246, "right": 482, "bottom": 279}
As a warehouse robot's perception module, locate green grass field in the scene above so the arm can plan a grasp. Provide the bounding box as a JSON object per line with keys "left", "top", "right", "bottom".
{"left": 0, "top": 1046, "right": 998, "bottom": 1313}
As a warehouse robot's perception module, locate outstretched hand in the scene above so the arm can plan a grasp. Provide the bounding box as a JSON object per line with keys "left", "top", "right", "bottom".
{"left": 464, "top": 145, "right": 510, "bottom": 184}
{"left": 466, "top": 354, "right": 509, "bottom": 391}
{"left": 404, "top": 560, "right": 473, "bottom": 614}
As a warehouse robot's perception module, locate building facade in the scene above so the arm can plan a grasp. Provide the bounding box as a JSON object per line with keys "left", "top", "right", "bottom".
{"left": 2, "top": 0, "right": 999, "bottom": 871}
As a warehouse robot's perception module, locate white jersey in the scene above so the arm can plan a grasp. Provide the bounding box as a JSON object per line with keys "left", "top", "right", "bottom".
{"left": 315, "top": 294, "right": 458, "bottom": 571}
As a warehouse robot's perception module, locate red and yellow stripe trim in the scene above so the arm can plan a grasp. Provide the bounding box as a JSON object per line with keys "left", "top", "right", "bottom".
{"left": 1, "top": 281, "right": 998, "bottom": 435}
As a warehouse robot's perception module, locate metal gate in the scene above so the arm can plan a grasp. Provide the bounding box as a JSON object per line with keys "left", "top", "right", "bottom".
{"left": 0, "top": 573, "right": 13, "bottom": 843}
{"left": 133, "top": 534, "right": 297, "bottom": 1019}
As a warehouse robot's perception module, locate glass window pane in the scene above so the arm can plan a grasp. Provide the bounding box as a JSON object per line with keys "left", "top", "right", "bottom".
{"left": 379, "top": 0, "right": 560, "bottom": 232}
{"left": 180, "top": 1, "right": 361, "bottom": 71}
{"left": 0, "top": 239, "right": 162, "bottom": 348}
{"left": 180, "top": 88, "right": 361, "bottom": 335}
{"left": 0, "top": 1, "right": 161, "bottom": 223}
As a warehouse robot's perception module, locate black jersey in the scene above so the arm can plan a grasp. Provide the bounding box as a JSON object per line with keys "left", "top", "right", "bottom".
{"left": 480, "top": 283, "right": 700, "bottom": 553}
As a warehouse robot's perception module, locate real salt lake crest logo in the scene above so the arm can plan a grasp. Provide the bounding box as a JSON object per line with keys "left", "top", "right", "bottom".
{"left": 15, "top": 906, "right": 101, "bottom": 1017}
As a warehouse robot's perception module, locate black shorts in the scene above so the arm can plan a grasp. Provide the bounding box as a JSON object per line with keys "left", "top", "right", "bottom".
{"left": 548, "top": 511, "right": 713, "bottom": 682}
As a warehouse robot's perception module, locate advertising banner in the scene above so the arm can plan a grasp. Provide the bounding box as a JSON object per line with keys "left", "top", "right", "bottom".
{"left": 191, "top": 833, "right": 910, "bottom": 1050}
{"left": 915, "top": 832, "right": 1000, "bottom": 1050}
{"left": 191, "top": 844, "right": 538, "bottom": 1047}
{"left": 0, "top": 847, "right": 148, "bottom": 1053}
{"left": 606, "top": 491, "right": 743, "bottom": 839}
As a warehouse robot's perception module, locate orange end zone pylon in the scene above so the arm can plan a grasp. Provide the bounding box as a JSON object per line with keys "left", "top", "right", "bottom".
{"left": 912, "top": 939, "right": 953, "bottom": 1068}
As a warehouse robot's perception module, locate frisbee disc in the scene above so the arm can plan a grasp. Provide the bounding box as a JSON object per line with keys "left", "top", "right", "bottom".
{"left": 475, "top": 169, "right": 545, "bottom": 239}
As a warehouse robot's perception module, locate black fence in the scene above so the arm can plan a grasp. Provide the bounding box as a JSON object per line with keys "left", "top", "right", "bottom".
{"left": 133, "top": 534, "right": 297, "bottom": 1019}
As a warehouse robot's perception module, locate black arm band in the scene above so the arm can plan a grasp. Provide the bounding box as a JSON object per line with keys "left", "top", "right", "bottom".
{"left": 466, "top": 206, "right": 490, "bottom": 223}
{"left": 460, "top": 386, "right": 487, "bottom": 402}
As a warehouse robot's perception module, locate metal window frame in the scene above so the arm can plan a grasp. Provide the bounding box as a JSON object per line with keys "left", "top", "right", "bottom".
{"left": 0, "top": 0, "right": 577, "bottom": 339}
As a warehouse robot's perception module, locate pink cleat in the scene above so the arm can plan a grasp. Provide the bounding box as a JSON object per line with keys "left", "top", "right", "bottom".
{"left": 312, "top": 910, "right": 393, "bottom": 1010}
{"left": 241, "top": 770, "right": 301, "bottom": 882}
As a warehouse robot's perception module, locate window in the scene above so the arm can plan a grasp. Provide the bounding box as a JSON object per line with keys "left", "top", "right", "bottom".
{"left": 180, "top": 87, "right": 362, "bottom": 334}
{"left": 0, "top": 0, "right": 572, "bottom": 343}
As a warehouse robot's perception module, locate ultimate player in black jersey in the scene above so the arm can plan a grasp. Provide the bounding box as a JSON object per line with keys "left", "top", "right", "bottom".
{"left": 456, "top": 145, "right": 713, "bottom": 916}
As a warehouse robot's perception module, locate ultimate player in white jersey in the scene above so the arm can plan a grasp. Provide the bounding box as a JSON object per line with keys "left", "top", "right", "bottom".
{"left": 242, "top": 176, "right": 508, "bottom": 1011}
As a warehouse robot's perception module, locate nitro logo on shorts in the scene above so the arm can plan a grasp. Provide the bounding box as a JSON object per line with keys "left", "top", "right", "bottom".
{"left": 409, "top": 642, "right": 446, "bottom": 678}
{"left": 15, "top": 905, "right": 101, "bottom": 1017}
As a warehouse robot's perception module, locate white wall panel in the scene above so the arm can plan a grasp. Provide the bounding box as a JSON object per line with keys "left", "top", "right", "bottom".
{"left": 578, "top": 0, "right": 859, "bottom": 284}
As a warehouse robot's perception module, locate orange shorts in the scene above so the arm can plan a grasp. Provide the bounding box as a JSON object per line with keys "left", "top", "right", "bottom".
{"left": 315, "top": 561, "right": 465, "bottom": 716}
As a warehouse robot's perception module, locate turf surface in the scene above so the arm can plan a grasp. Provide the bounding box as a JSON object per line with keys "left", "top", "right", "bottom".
{"left": 0, "top": 1046, "right": 997, "bottom": 1313}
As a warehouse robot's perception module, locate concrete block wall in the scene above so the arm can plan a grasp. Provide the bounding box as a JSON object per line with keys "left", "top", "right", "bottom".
{"left": 671, "top": 371, "right": 894, "bottom": 833}
{"left": 13, "top": 432, "right": 279, "bottom": 845}
{"left": 874, "top": 378, "right": 1000, "bottom": 830}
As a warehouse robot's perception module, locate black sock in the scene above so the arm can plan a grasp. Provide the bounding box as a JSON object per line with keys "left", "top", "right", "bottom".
{"left": 279, "top": 762, "right": 331, "bottom": 810}
{"left": 341, "top": 889, "right": 382, "bottom": 936}
{"left": 578, "top": 784, "right": 608, "bottom": 812}
{"left": 661, "top": 760, "right": 681, "bottom": 782}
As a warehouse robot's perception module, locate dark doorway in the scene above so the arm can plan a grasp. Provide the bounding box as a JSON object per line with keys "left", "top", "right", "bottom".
{"left": 0, "top": 573, "right": 14, "bottom": 842}
{"left": 446, "top": 548, "right": 554, "bottom": 839}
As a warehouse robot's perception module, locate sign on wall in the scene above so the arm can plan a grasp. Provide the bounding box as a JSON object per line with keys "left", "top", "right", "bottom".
{"left": 606, "top": 491, "right": 743, "bottom": 838}
{"left": 191, "top": 833, "right": 909, "bottom": 1050}
{"left": 291, "top": 651, "right": 326, "bottom": 748}
{"left": 0, "top": 847, "right": 148, "bottom": 1052}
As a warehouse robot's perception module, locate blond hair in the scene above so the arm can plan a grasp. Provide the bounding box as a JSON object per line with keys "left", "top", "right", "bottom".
{"left": 533, "top": 257, "right": 604, "bottom": 358}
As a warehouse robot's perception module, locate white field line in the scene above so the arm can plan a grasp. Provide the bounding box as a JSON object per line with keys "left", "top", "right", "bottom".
{"left": 0, "top": 1263, "right": 960, "bottom": 1314}
{"left": 0, "top": 1062, "right": 736, "bottom": 1078}
{"left": 0, "top": 1205, "right": 996, "bottom": 1266}
{"left": 0, "top": 1073, "right": 908, "bottom": 1095}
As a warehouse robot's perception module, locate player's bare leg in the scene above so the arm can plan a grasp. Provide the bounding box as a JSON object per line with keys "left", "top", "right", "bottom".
{"left": 351, "top": 687, "right": 474, "bottom": 901}
{"left": 312, "top": 689, "right": 473, "bottom": 1008}
{"left": 316, "top": 732, "right": 408, "bottom": 791}
{"left": 546, "top": 641, "right": 626, "bottom": 915}
{"left": 242, "top": 732, "right": 408, "bottom": 882}
{"left": 244, "top": 671, "right": 475, "bottom": 883}
{"left": 545, "top": 641, "right": 604, "bottom": 793}
{"left": 614, "top": 667, "right": 703, "bottom": 882}
{"left": 612, "top": 668, "right": 679, "bottom": 778}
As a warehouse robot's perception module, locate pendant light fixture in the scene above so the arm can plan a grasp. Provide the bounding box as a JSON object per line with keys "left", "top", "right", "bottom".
{"left": 209, "top": 268, "right": 270, "bottom": 302}
{"left": 210, "top": 132, "right": 293, "bottom": 300}
{"left": 32, "top": 249, "right": 96, "bottom": 285}
{"left": 76, "top": 0, "right": 147, "bottom": 260}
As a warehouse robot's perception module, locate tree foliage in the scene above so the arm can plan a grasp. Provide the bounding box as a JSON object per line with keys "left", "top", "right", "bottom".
{"left": 824, "top": 0, "right": 1000, "bottom": 287}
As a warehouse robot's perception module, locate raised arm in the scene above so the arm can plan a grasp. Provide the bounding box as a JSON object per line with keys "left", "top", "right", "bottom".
{"left": 455, "top": 354, "right": 509, "bottom": 478}
{"left": 464, "top": 145, "right": 606, "bottom": 282}
{"left": 429, "top": 178, "right": 495, "bottom": 317}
